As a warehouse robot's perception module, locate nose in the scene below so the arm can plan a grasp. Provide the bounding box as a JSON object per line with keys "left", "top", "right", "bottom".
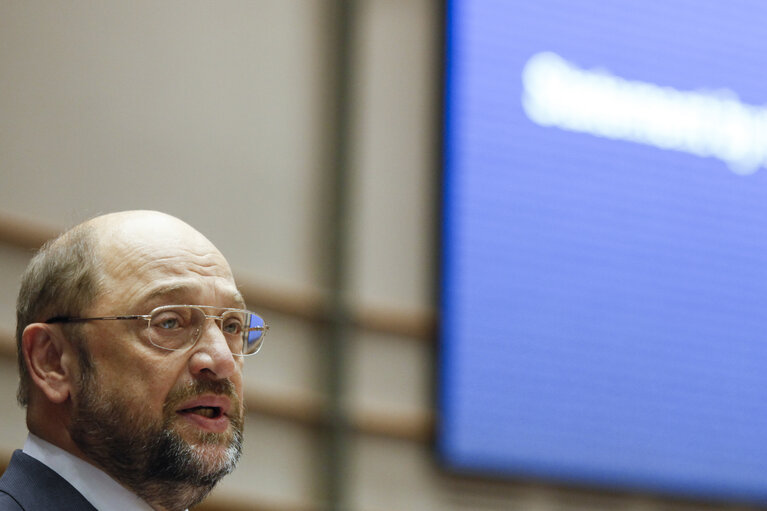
{"left": 187, "top": 318, "right": 238, "bottom": 380}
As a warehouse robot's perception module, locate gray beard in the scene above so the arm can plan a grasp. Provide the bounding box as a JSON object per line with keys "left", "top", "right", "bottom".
{"left": 69, "top": 357, "right": 243, "bottom": 511}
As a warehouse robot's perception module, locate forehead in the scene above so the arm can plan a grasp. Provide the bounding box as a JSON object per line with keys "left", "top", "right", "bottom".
{"left": 139, "top": 280, "right": 245, "bottom": 309}
{"left": 93, "top": 215, "right": 242, "bottom": 309}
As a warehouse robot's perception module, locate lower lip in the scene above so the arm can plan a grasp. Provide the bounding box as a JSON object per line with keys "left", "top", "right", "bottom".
{"left": 177, "top": 411, "right": 230, "bottom": 433}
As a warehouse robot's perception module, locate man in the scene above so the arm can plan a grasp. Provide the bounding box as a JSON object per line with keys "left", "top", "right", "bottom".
{"left": 0, "top": 211, "right": 268, "bottom": 510}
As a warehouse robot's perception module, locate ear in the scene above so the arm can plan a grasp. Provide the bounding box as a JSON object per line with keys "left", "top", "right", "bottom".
{"left": 21, "top": 323, "right": 78, "bottom": 404}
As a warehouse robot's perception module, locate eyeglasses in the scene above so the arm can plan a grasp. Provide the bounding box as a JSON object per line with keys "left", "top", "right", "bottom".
{"left": 45, "top": 305, "right": 269, "bottom": 356}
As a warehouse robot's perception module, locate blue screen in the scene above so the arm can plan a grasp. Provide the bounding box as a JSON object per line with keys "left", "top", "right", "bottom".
{"left": 440, "top": 0, "right": 767, "bottom": 503}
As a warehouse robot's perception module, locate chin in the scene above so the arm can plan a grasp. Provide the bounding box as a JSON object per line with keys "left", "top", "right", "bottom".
{"left": 174, "top": 421, "right": 235, "bottom": 448}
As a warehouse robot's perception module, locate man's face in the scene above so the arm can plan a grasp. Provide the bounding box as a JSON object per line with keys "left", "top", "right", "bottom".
{"left": 66, "top": 213, "right": 247, "bottom": 508}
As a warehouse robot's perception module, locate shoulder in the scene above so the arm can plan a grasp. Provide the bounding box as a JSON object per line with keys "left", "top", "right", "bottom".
{"left": 0, "top": 492, "right": 23, "bottom": 511}
{"left": 0, "top": 451, "right": 38, "bottom": 510}
{"left": 0, "top": 451, "right": 44, "bottom": 490}
{"left": 0, "top": 452, "right": 26, "bottom": 510}
{"left": 0, "top": 451, "right": 95, "bottom": 511}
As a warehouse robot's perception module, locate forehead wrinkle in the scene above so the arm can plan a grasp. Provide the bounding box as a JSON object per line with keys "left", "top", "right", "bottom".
{"left": 101, "top": 247, "right": 234, "bottom": 298}
{"left": 112, "top": 248, "right": 232, "bottom": 276}
{"left": 140, "top": 282, "right": 246, "bottom": 309}
{"left": 98, "top": 239, "right": 240, "bottom": 311}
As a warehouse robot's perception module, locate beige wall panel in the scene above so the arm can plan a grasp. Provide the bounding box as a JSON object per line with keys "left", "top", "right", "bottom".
{"left": 348, "top": 434, "right": 443, "bottom": 511}
{"left": 346, "top": 329, "right": 431, "bottom": 416}
{"left": 348, "top": 0, "right": 440, "bottom": 311}
{"left": 0, "top": 244, "right": 29, "bottom": 438}
{"left": 444, "top": 479, "right": 562, "bottom": 511}
{"left": 0, "top": 1, "right": 329, "bottom": 293}
{"left": 0, "top": 244, "right": 33, "bottom": 340}
{"left": 0, "top": 357, "right": 30, "bottom": 454}
{"left": 243, "top": 312, "right": 324, "bottom": 402}
{"left": 212, "top": 413, "right": 318, "bottom": 508}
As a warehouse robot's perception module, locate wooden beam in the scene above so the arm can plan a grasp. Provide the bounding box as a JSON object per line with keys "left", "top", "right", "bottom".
{"left": 0, "top": 212, "right": 59, "bottom": 250}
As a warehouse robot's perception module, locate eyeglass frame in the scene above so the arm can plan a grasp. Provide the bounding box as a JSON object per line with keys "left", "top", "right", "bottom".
{"left": 44, "top": 304, "right": 269, "bottom": 357}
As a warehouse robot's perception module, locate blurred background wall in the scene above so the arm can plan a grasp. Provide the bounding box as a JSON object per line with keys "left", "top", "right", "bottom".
{"left": 0, "top": 2, "right": 762, "bottom": 510}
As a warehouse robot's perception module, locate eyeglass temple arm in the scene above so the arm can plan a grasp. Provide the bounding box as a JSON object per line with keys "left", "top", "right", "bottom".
{"left": 45, "top": 314, "right": 149, "bottom": 324}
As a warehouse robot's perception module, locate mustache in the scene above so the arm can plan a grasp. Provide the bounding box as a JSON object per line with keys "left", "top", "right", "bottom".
{"left": 163, "top": 379, "right": 241, "bottom": 417}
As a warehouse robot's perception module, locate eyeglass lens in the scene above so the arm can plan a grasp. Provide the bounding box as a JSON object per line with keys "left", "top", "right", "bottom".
{"left": 148, "top": 306, "right": 266, "bottom": 355}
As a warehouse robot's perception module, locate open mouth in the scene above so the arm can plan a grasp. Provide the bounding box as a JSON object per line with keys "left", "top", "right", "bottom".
{"left": 174, "top": 394, "right": 233, "bottom": 433}
{"left": 179, "top": 406, "right": 224, "bottom": 419}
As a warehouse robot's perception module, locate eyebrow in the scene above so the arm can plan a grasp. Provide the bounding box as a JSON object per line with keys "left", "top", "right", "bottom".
{"left": 141, "top": 283, "right": 247, "bottom": 309}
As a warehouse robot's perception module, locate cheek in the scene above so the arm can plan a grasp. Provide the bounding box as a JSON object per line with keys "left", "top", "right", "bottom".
{"left": 93, "top": 356, "right": 181, "bottom": 417}
{"left": 233, "top": 369, "right": 245, "bottom": 399}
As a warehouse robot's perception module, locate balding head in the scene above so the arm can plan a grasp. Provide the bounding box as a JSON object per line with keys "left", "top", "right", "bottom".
{"left": 85, "top": 210, "right": 238, "bottom": 313}
{"left": 14, "top": 210, "right": 233, "bottom": 406}
{"left": 87, "top": 210, "right": 223, "bottom": 253}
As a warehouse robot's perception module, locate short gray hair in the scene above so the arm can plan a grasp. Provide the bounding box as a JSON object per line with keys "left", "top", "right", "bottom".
{"left": 15, "top": 223, "right": 102, "bottom": 406}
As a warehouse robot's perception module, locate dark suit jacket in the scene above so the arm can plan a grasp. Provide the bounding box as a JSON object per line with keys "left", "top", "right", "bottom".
{"left": 0, "top": 450, "right": 97, "bottom": 510}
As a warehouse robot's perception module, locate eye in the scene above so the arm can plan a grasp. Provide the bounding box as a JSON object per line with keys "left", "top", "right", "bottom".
{"left": 150, "top": 310, "right": 188, "bottom": 330}
{"left": 157, "top": 317, "right": 180, "bottom": 329}
{"left": 222, "top": 315, "right": 244, "bottom": 335}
